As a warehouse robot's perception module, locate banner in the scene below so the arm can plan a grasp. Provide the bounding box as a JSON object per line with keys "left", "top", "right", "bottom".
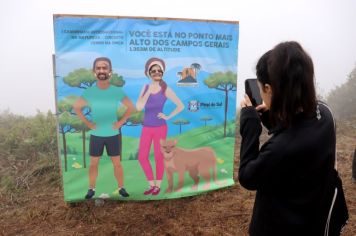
{"left": 53, "top": 15, "right": 239, "bottom": 202}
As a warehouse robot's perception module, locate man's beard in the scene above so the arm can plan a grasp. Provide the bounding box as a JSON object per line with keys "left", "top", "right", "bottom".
{"left": 96, "top": 73, "right": 110, "bottom": 81}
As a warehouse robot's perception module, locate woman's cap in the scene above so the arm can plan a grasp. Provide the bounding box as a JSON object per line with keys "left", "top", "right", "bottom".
{"left": 145, "top": 57, "right": 166, "bottom": 76}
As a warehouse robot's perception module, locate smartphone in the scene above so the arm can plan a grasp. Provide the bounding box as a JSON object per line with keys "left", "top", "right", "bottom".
{"left": 244, "top": 78, "right": 262, "bottom": 107}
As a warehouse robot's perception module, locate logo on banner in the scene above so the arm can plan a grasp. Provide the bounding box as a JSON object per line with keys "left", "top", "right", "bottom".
{"left": 177, "top": 63, "right": 201, "bottom": 87}
{"left": 188, "top": 100, "right": 200, "bottom": 112}
{"left": 200, "top": 101, "right": 223, "bottom": 109}
{"left": 188, "top": 100, "right": 223, "bottom": 111}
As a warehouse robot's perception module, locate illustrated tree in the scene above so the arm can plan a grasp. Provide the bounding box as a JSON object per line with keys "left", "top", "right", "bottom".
{"left": 70, "top": 115, "right": 90, "bottom": 168}
{"left": 173, "top": 118, "right": 190, "bottom": 134}
{"left": 58, "top": 111, "right": 76, "bottom": 172}
{"left": 190, "top": 63, "right": 202, "bottom": 78}
{"left": 58, "top": 95, "right": 79, "bottom": 113}
{"left": 200, "top": 116, "right": 213, "bottom": 126}
{"left": 110, "top": 73, "right": 126, "bottom": 87}
{"left": 63, "top": 68, "right": 96, "bottom": 89}
{"left": 58, "top": 95, "right": 90, "bottom": 168}
{"left": 204, "top": 71, "right": 237, "bottom": 137}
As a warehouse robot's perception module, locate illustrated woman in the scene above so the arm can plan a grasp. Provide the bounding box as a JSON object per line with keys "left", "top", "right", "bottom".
{"left": 136, "top": 57, "right": 184, "bottom": 195}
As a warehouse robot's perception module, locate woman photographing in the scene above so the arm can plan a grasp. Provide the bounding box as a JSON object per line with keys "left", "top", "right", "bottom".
{"left": 239, "top": 41, "right": 346, "bottom": 235}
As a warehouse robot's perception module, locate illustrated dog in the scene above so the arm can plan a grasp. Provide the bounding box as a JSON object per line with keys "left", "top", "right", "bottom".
{"left": 160, "top": 139, "right": 220, "bottom": 193}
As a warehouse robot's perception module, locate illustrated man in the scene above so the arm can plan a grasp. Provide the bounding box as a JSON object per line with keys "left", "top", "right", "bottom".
{"left": 74, "top": 57, "right": 134, "bottom": 199}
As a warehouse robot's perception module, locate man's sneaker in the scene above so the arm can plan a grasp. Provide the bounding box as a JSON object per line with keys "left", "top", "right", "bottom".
{"left": 151, "top": 186, "right": 161, "bottom": 196}
{"left": 143, "top": 186, "right": 155, "bottom": 195}
{"left": 119, "top": 188, "right": 130, "bottom": 197}
{"left": 85, "top": 189, "right": 95, "bottom": 199}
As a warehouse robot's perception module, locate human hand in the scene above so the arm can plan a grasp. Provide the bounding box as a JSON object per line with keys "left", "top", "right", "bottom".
{"left": 112, "top": 121, "right": 124, "bottom": 129}
{"left": 240, "top": 94, "right": 253, "bottom": 108}
{"left": 256, "top": 101, "right": 268, "bottom": 112}
{"left": 87, "top": 122, "right": 96, "bottom": 130}
{"left": 157, "top": 113, "right": 168, "bottom": 120}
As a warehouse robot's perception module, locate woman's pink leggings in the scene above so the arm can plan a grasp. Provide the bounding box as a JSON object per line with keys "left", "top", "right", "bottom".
{"left": 138, "top": 125, "right": 167, "bottom": 181}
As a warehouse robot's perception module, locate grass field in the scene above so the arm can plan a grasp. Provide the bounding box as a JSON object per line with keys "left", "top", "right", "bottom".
{"left": 59, "top": 122, "right": 237, "bottom": 201}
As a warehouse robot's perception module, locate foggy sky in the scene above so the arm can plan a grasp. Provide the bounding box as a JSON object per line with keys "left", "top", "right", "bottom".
{"left": 1, "top": 0, "right": 355, "bottom": 115}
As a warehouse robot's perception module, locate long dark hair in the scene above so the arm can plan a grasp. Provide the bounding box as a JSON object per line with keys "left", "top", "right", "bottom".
{"left": 256, "top": 41, "right": 317, "bottom": 127}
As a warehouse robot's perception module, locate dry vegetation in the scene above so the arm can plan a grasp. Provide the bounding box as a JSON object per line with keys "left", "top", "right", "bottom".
{"left": 0, "top": 111, "right": 355, "bottom": 236}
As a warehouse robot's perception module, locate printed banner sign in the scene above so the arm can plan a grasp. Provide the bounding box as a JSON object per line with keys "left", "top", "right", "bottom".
{"left": 53, "top": 15, "right": 239, "bottom": 202}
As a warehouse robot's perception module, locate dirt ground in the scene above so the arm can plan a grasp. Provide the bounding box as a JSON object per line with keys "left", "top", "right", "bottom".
{"left": 0, "top": 121, "right": 355, "bottom": 236}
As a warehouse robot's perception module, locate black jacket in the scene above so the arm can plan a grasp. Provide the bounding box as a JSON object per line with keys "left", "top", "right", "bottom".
{"left": 239, "top": 103, "right": 336, "bottom": 236}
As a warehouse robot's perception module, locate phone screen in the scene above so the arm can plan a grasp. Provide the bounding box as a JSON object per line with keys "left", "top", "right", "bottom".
{"left": 245, "top": 79, "right": 262, "bottom": 107}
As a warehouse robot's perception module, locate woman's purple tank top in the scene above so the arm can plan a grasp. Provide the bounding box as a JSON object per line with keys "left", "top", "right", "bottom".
{"left": 143, "top": 85, "right": 167, "bottom": 127}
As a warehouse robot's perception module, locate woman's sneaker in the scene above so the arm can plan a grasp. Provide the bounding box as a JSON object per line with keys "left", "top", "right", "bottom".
{"left": 143, "top": 186, "right": 156, "bottom": 195}
{"left": 151, "top": 186, "right": 161, "bottom": 196}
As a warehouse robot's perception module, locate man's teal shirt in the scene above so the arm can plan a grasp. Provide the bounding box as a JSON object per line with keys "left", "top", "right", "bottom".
{"left": 82, "top": 85, "right": 125, "bottom": 137}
